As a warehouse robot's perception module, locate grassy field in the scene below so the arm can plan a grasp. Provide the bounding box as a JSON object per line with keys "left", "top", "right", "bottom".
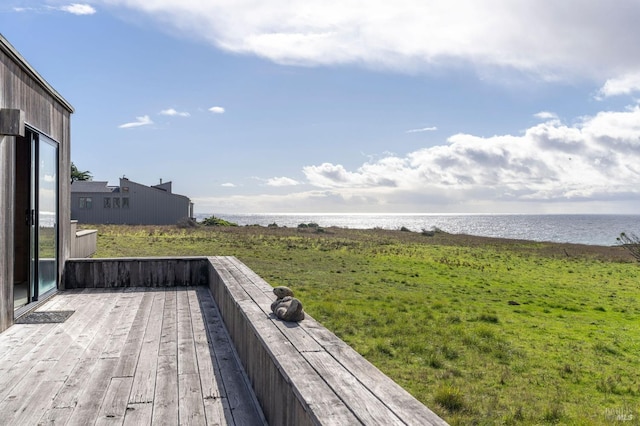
{"left": 91, "top": 224, "right": 640, "bottom": 425}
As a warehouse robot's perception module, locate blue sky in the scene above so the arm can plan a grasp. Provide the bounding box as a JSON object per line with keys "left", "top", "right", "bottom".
{"left": 3, "top": 1, "right": 640, "bottom": 214}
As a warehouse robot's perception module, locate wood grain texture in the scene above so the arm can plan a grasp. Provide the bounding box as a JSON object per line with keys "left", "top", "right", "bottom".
{"left": 0, "top": 286, "right": 263, "bottom": 426}
{"left": 0, "top": 35, "right": 73, "bottom": 332}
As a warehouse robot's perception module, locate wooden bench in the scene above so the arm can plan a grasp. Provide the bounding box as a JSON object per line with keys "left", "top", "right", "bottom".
{"left": 208, "top": 256, "right": 448, "bottom": 426}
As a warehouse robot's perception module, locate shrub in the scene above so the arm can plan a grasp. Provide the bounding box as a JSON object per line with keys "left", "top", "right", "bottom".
{"left": 200, "top": 215, "right": 238, "bottom": 227}
{"left": 618, "top": 232, "right": 640, "bottom": 262}
{"left": 176, "top": 217, "right": 197, "bottom": 228}
{"left": 298, "top": 222, "right": 320, "bottom": 229}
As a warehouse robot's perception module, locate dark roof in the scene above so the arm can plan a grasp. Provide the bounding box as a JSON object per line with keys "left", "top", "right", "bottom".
{"left": 70, "top": 181, "right": 115, "bottom": 193}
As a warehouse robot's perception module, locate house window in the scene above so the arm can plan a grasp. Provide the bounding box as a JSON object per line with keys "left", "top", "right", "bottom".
{"left": 113, "top": 197, "right": 120, "bottom": 209}
{"left": 79, "top": 197, "right": 92, "bottom": 209}
{"left": 104, "top": 197, "right": 111, "bottom": 208}
{"left": 122, "top": 197, "right": 130, "bottom": 208}
{"left": 122, "top": 186, "right": 129, "bottom": 192}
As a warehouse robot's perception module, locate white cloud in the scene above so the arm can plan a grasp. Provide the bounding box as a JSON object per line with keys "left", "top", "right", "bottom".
{"left": 406, "top": 126, "right": 437, "bottom": 133}
{"left": 301, "top": 107, "right": 640, "bottom": 205}
{"left": 13, "top": 3, "right": 96, "bottom": 15}
{"left": 598, "top": 73, "right": 640, "bottom": 98}
{"left": 266, "top": 176, "right": 300, "bottom": 187}
{"left": 221, "top": 182, "right": 236, "bottom": 187}
{"left": 190, "top": 106, "right": 640, "bottom": 214}
{"left": 209, "top": 106, "right": 225, "bottom": 114}
{"left": 534, "top": 111, "right": 558, "bottom": 120}
{"left": 160, "top": 108, "right": 190, "bottom": 117}
{"left": 92, "top": 0, "right": 640, "bottom": 82}
{"left": 118, "top": 115, "right": 153, "bottom": 128}
{"left": 59, "top": 4, "right": 96, "bottom": 15}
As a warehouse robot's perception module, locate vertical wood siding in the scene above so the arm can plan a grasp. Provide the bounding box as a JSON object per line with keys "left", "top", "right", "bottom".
{"left": 0, "top": 36, "right": 73, "bottom": 332}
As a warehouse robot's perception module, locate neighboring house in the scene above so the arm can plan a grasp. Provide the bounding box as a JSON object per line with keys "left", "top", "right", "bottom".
{"left": 71, "top": 178, "right": 194, "bottom": 225}
{"left": 0, "top": 34, "right": 74, "bottom": 332}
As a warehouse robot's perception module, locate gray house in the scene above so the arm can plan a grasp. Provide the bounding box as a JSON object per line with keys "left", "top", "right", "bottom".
{"left": 71, "top": 177, "right": 194, "bottom": 225}
{"left": 0, "top": 34, "right": 74, "bottom": 332}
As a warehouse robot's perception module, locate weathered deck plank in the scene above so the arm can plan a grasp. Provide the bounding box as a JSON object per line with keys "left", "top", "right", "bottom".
{"left": 179, "top": 373, "right": 207, "bottom": 426}
{"left": 65, "top": 357, "right": 119, "bottom": 426}
{"left": 95, "top": 377, "right": 134, "bottom": 426}
{"left": 196, "top": 286, "right": 260, "bottom": 425}
{"left": 129, "top": 290, "right": 165, "bottom": 403}
{"left": 114, "top": 289, "right": 155, "bottom": 378}
{"left": 39, "top": 289, "right": 134, "bottom": 424}
{"left": 152, "top": 289, "right": 179, "bottom": 426}
{"left": 152, "top": 354, "right": 179, "bottom": 426}
{"left": 189, "top": 288, "right": 233, "bottom": 425}
{"left": 0, "top": 287, "right": 263, "bottom": 426}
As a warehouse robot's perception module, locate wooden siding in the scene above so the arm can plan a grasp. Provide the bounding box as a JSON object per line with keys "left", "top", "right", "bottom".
{"left": 0, "top": 34, "right": 73, "bottom": 332}
{"left": 64, "top": 257, "right": 210, "bottom": 289}
{"left": 0, "top": 135, "right": 15, "bottom": 333}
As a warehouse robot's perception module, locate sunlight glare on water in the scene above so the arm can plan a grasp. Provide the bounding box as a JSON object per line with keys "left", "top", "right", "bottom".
{"left": 195, "top": 213, "right": 640, "bottom": 247}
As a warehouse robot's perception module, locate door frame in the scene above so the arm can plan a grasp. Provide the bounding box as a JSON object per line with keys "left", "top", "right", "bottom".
{"left": 13, "top": 125, "right": 60, "bottom": 312}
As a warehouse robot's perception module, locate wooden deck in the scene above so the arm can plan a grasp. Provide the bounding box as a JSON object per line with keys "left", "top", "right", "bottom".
{"left": 0, "top": 287, "right": 265, "bottom": 426}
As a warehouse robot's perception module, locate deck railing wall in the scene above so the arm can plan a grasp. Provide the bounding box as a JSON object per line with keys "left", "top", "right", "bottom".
{"left": 69, "top": 220, "right": 98, "bottom": 258}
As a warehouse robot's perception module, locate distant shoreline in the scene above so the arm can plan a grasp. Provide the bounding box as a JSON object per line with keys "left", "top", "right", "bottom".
{"left": 192, "top": 213, "right": 640, "bottom": 247}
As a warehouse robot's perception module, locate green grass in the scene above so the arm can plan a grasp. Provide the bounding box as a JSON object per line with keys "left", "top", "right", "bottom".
{"left": 91, "top": 224, "right": 640, "bottom": 425}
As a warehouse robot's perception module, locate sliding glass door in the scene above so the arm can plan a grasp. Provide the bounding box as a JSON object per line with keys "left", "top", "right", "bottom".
{"left": 14, "top": 129, "right": 59, "bottom": 310}
{"left": 36, "top": 134, "right": 58, "bottom": 297}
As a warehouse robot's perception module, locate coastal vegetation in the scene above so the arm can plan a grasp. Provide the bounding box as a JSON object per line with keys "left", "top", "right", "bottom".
{"left": 91, "top": 224, "right": 640, "bottom": 425}
{"left": 199, "top": 215, "right": 238, "bottom": 227}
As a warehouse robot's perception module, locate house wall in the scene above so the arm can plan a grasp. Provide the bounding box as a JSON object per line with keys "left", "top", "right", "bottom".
{"left": 0, "top": 133, "right": 15, "bottom": 333}
{"left": 71, "top": 179, "right": 191, "bottom": 225}
{"left": 0, "top": 35, "right": 73, "bottom": 332}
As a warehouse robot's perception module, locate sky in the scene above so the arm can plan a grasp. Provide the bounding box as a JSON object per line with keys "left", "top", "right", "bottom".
{"left": 2, "top": 1, "right": 640, "bottom": 214}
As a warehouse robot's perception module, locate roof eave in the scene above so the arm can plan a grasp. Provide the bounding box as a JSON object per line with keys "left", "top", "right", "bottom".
{"left": 0, "top": 33, "right": 75, "bottom": 114}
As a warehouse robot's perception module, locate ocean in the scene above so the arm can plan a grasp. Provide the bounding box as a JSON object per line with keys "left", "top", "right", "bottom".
{"left": 194, "top": 213, "right": 640, "bottom": 247}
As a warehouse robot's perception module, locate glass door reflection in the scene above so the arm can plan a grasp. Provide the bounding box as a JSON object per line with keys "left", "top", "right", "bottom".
{"left": 36, "top": 135, "right": 58, "bottom": 297}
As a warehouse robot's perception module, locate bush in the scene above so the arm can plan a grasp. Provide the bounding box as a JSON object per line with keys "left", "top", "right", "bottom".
{"left": 200, "top": 215, "right": 238, "bottom": 227}
{"left": 176, "top": 217, "right": 197, "bottom": 228}
{"left": 618, "top": 232, "right": 640, "bottom": 262}
{"left": 298, "top": 222, "right": 320, "bottom": 229}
